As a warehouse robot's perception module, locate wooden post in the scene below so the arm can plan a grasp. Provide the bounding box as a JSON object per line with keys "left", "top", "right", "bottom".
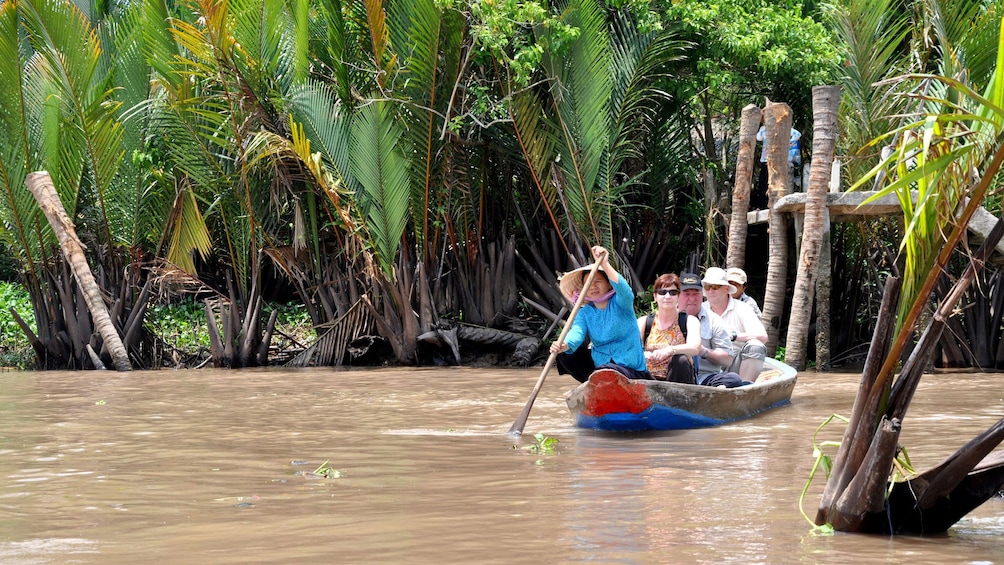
{"left": 726, "top": 104, "right": 762, "bottom": 269}
{"left": 25, "top": 171, "right": 131, "bottom": 371}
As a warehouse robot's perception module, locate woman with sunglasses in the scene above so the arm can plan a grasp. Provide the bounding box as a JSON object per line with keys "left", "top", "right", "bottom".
{"left": 636, "top": 273, "right": 702, "bottom": 383}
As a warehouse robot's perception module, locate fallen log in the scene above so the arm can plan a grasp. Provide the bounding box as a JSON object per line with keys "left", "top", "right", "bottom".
{"left": 859, "top": 432, "right": 1004, "bottom": 534}
{"left": 457, "top": 326, "right": 541, "bottom": 366}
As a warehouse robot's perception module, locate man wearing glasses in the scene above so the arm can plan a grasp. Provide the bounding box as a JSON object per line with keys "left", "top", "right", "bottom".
{"left": 701, "top": 267, "right": 769, "bottom": 383}
{"left": 677, "top": 272, "right": 745, "bottom": 388}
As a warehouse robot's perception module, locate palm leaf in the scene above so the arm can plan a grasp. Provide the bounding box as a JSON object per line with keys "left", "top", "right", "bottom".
{"left": 608, "top": 15, "right": 684, "bottom": 167}
{"left": 828, "top": 0, "right": 911, "bottom": 183}
{"left": 544, "top": 0, "right": 612, "bottom": 247}
{"left": 19, "top": 0, "right": 125, "bottom": 247}
{"left": 510, "top": 85, "right": 561, "bottom": 223}
{"left": 165, "top": 182, "right": 212, "bottom": 272}
{"left": 388, "top": 0, "right": 462, "bottom": 255}
{"left": 349, "top": 101, "right": 410, "bottom": 278}
{"left": 852, "top": 12, "right": 1004, "bottom": 332}
{"left": 0, "top": 1, "right": 40, "bottom": 269}
{"left": 287, "top": 79, "right": 355, "bottom": 191}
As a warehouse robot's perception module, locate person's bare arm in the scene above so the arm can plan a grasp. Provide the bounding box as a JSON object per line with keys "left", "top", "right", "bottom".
{"left": 591, "top": 246, "right": 619, "bottom": 284}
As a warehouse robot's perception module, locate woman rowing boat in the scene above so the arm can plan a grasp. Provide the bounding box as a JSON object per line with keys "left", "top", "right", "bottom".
{"left": 549, "top": 246, "right": 650, "bottom": 383}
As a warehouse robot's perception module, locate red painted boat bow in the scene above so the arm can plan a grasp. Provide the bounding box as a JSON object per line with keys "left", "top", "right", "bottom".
{"left": 582, "top": 369, "right": 652, "bottom": 417}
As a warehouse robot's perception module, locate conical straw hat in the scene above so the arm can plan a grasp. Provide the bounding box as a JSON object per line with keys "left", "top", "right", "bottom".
{"left": 558, "top": 263, "right": 606, "bottom": 300}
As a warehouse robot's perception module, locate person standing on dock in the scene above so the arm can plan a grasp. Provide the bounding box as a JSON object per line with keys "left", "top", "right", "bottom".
{"left": 702, "top": 267, "right": 769, "bottom": 383}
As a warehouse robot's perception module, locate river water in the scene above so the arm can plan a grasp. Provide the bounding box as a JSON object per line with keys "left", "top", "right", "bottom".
{"left": 0, "top": 367, "right": 1003, "bottom": 564}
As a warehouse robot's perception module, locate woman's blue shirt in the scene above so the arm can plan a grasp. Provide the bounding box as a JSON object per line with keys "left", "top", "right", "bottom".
{"left": 562, "top": 276, "right": 646, "bottom": 372}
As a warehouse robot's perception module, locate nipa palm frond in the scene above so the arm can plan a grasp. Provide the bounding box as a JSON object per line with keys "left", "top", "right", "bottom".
{"left": 20, "top": 0, "right": 125, "bottom": 246}
{"left": 0, "top": 1, "right": 39, "bottom": 267}
{"left": 349, "top": 101, "right": 411, "bottom": 278}
{"left": 544, "top": 0, "right": 612, "bottom": 247}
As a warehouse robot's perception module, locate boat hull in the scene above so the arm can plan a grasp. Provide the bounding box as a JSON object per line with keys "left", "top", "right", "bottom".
{"left": 565, "top": 358, "right": 798, "bottom": 431}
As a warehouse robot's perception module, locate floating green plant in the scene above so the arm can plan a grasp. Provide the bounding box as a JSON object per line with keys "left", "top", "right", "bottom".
{"left": 312, "top": 460, "right": 342, "bottom": 479}
{"left": 522, "top": 433, "right": 558, "bottom": 454}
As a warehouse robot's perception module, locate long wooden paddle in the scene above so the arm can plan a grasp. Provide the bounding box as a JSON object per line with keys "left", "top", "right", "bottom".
{"left": 509, "top": 257, "right": 603, "bottom": 436}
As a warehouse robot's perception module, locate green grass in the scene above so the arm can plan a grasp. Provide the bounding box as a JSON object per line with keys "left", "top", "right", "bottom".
{"left": 0, "top": 282, "right": 35, "bottom": 369}
{"left": 148, "top": 298, "right": 314, "bottom": 360}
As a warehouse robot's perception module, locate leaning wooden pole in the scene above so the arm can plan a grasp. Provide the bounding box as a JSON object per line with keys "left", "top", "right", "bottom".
{"left": 785, "top": 85, "right": 840, "bottom": 369}
{"left": 815, "top": 277, "right": 900, "bottom": 526}
{"left": 726, "top": 104, "right": 762, "bottom": 269}
{"left": 25, "top": 171, "right": 131, "bottom": 371}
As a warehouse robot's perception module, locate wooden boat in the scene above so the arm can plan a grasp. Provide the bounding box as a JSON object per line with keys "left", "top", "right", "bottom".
{"left": 564, "top": 357, "right": 798, "bottom": 431}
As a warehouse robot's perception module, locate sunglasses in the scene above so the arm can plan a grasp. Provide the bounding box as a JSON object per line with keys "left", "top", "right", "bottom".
{"left": 703, "top": 284, "right": 724, "bottom": 291}
{"left": 655, "top": 288, "right": 680, "bottom": 296}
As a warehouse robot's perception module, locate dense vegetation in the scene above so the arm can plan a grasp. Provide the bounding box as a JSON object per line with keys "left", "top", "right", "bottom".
{"left": 1, "top": 0, "right": 1001, "bottom": 370}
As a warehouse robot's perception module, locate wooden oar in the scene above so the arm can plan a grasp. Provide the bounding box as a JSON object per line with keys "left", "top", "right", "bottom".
{"left": 509, "top": 258, "right": 603, "bottom": 436}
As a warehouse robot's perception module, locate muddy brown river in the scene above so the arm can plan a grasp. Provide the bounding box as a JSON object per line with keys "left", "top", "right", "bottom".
{"left": 1, "top": 367, "right": 1002, "bottom": 563}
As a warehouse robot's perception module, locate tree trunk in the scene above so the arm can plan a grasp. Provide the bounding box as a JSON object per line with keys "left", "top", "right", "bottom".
{"left": 700, "top": 91, "right": 723, "bottom": 264}
{"left": 786, "top": 86, "right": 840, "bottom": 369}
{"left": 816, "top": 277, "right": 900, "bottom": 524}
{"left": 726, "top": 104, "right": 762, "bottom": 268}
{"left": 25, "top": 171, "right": 131, "bottom": 371}
{"left": 815, "top": 229, "right": 832, "bottom": 369}
{"left": 760, "top": 102, "right": 792, "bottom": 355}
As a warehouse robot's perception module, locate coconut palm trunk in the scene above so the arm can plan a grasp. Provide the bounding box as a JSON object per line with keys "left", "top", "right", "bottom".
{"left": 760, "top": 102, "right": 793, "bottom": 354}
{"left": 25, "top": 171, "right": 131, "bottom": 371}
{"left": 785, "top": 86, "right": 840, "bottom": 369}
{"left": 726, "top": 104, "right": 763, "bottom": 268}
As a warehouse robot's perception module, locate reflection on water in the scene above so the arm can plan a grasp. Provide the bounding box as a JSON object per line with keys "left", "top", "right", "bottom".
{"left": 0, "top": 367, "right": 1003, "bottom": 563}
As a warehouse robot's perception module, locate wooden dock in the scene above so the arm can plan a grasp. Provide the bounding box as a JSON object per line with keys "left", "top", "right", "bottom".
{"left": 749, "top": 191, "right": 1004, "bottom": 260}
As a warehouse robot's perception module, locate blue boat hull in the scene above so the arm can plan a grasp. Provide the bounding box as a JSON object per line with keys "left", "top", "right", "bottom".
{"left": 574, "top": 397, "right": 793, "bottom": 431}
{"left": 565, "top": 358, "right": 798, "bottom": 432}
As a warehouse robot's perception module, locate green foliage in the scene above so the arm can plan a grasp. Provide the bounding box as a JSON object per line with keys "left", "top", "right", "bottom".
{"left": 350, "top": 101, "right": 412, "bottom": 278}
{"left": 311, "top": 460, "right": 343, "bottom": 478}
{"left": 147, "top": 299, "right": 313, "bottom": 357}
{"left": 470, "top": 0, "right": 577, "bottom": 85}
{"left": 847, "top": 1, "right": 1004, "bottom": 334}
{"left": 522, "top": 433, "right": 559, "bottom": 454}
{"left": 0, "top": 282, "right": 34, "bottom": 369}
{"left": 147, "top": 300, "right": 213, "bottom": 353}
{"left": 827, "top": 0, "right": 910, "bottom": 185}
{"left": 798, "top": 413, "right": 847, "bottom": 534}
{"left": 664, "top": 0, "right": 839, "bottom": 89}
{"left": 0, "top": 0, "right": 854, "bottom": 370}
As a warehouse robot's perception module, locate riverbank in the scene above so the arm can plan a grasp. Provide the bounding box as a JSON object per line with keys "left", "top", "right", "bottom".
{"left": 0, "top": 281, "right": 316, "bottom": 370}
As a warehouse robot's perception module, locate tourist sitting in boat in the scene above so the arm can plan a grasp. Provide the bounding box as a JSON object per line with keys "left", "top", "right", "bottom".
{"left": 702, "top": 267, "right": 769, "bottom": 383}
{"left": 636, "top": 273, "right": 702, "bottom": 383}
{"left": 549, "top": 246, "right": 650, "bottom": 383}
{"left": 726, "top": 267, "right": 762, "bottom": 320}
{"left": 677, "top": 272, "right": 748, "bottom": 388}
